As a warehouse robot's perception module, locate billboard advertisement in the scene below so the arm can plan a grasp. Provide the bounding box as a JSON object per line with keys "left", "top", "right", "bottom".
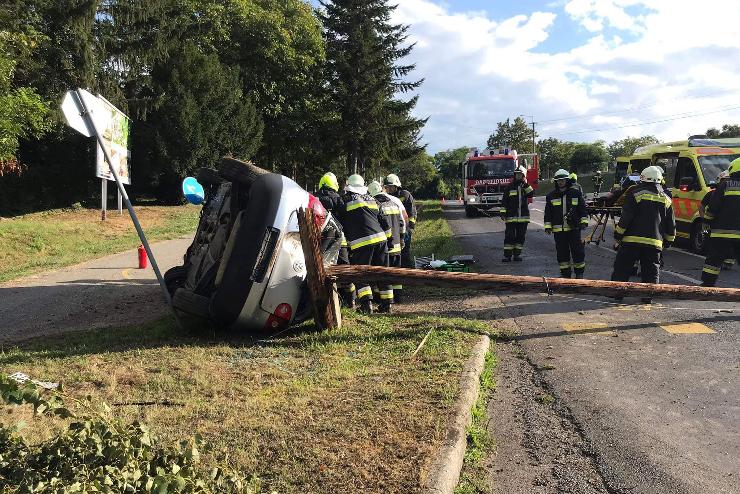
{"left": 95, "top": 95, "right": 131, "bottom": 185}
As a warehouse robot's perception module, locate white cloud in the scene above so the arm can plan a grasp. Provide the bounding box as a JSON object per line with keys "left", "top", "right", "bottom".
{"left": 392, "top": 0, "right": 740, "bottom": 153}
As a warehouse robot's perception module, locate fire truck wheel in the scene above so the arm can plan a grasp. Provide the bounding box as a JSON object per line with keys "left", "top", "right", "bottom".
{"left": 690, "top": 221, "right": 708, "bottom": 254}
{"left": 172, "top": 288, "right": 211, "bottom": 319}
{"left": 218, "top": 157, "right": 268, "bottom": 187}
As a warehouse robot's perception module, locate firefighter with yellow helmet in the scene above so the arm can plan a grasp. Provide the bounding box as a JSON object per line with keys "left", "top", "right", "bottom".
{"left": 701, "top": 158, "right": 740, "bottom": 286}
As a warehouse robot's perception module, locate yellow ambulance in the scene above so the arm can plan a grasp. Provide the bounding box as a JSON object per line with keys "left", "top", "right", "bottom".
{"left": 624, "top": 137, "right": 740, "bottom": 252}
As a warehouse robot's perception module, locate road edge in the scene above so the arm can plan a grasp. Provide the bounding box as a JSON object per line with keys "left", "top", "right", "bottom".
{"left": 422, "top": 333, "right": 490, "bottom": 494}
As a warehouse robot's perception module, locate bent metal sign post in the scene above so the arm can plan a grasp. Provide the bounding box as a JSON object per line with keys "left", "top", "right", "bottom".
{"left": 61, "top": 89, "right": 180, "bottom": 324}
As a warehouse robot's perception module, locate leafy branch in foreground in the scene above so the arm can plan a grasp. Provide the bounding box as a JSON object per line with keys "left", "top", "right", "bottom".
{"left": 0, "top": 376, "right": 257, "bottom": 493}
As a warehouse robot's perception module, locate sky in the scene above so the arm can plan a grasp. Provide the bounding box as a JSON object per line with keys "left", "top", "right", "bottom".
{"left": 314, "top": 0, "right": 740, "bottom": 154}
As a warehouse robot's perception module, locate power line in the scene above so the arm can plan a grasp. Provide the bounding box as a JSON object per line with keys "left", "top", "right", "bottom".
{"left": 543, "top": 104, "right": 740, "bottom": 137}
{"left": 538, "top": 88, "right": 740, "bottom": 125}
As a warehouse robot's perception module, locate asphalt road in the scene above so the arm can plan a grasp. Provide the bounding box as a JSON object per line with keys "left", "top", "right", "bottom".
{"left": 0, "top": 238, "right": 191, "bottom": 343}
{"left": 445, "top": 198, "right": 739, "bottom": 494}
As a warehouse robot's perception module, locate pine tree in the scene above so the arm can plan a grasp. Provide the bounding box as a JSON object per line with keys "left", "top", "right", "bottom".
{"left": 320, "top": 0, "right": 426, "bottom": 177}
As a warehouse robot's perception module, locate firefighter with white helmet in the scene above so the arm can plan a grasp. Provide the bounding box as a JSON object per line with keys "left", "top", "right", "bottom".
{"left": 384, "top": 173, "right": 417, "bottom": 297}
{"left": 611, "top": 166, "right": 676, "bottom": 301}
{"left": 501, "top": 166, "right": 534, "bottom": 262}
{"left": 368, "top": 180, "right": 406, "bottom": 311}
{"left": 544, "top": 168, "right": 589, "bottom": 278}
{"left": 701, "top": 158, "right": 740, "bottom": 286}
{"left": 334, "top": 174, "right": 391, "bottom": 314}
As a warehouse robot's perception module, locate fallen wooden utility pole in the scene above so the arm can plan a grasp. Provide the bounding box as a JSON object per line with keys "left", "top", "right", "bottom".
{"left": 326, "top": 265, "right": 740, "bottom": 303}
{"left": 298, "top": 207, "right": 341, "bottom": 330}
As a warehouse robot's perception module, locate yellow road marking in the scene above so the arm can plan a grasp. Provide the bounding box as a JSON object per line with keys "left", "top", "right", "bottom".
{"left": 121, "top": 269, "right": 131, "bottom": 279}
{"left": 660, "top": 323, "right": 716, "bottom": 334}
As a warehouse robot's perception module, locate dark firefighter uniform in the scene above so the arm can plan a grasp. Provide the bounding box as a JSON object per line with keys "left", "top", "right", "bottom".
{"left": 701, "top": 165, "right": 740, "bottom": 286}
{"left": 334, "top": 191, "right": 391, "bottom": 309}
{"left": 544, "top": 185, "right": 589, "bottom": 278}
{"left": 396, "top": 189, "right": 417, "bottom": 268}
{"left": 701, "top": 182, "right": 736, "bottom": 271}
{"left": 502, "top": 177, "right": 534, "bottom": 261}
{"left": 317, "top": 185, "right": 348, "bottom": 264}
{"left": 374, "top": 192, "right": 406, "bottom": 308}
{"left": 611, "top": 182, "right": 676, "bottom": 285}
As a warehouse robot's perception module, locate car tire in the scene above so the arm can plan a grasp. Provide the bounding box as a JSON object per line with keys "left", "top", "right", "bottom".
{"left": 465, "top": 206, "right": 478, "bottom": 217}
{"left": 196, "top": 167, "right": 222, "bottom": 186}
{"left": 218, "top": 157, "right": 269, "bottom": 186}
{"left": 172, "top": 288, "right": 211, "bottom": 319}
{"left": 690, "top": 221, "right": 708, "bottom": 254}
{"left": 164, "top": 265, "right": 189, "bottom": 296}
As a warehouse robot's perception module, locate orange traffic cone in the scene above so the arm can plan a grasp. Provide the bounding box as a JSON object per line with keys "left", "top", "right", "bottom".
{"left": 441, "top": 196, "right": 445, "bottom": 204}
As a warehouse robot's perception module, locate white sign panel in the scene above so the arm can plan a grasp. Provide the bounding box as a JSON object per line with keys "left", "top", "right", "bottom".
{"left": 95, "top": 95, "right": 131, "bottom": 185}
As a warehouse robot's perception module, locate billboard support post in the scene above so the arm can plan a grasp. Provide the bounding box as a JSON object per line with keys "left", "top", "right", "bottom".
{"left": 68, "top": 89, "right": 181, "bottom": 328}
{"left": 117, "top": 188, "right": 123, "bottom": 215}
{"left": 101, "top": 178, "right": 107, "bottom": 221}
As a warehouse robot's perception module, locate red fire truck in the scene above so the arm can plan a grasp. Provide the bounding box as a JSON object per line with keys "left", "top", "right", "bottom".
{"left": 461, "top": 148, "right": 539, "bottom": 217}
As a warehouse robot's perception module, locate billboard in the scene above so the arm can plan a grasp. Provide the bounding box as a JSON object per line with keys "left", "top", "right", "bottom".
{"left": 95, "top": 95, "right": 131, "bottom": 185}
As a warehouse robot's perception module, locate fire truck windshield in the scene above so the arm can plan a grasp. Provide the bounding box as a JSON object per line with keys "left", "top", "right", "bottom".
{"left": 467, "top": 159, "right": 516, "bottom": 178}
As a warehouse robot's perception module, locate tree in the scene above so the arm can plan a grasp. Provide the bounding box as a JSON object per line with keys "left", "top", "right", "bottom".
{"left": 140, "top": 44, "right": 264, "bottom": 203}
{"left": 607, "top": 135, "right": 659, "bottom": 161}
{"left": 487, "top": 117, "right": 536, "bottom": 154}
{"left": 706, "top": 124, "right": 740, "bottom": 138}
{"left": 537, "top": 138, "right": 577, "bottom": 179}
{"left": 433, "top": 147, "right": 468, "bottom": 198}
{"left": 569, "top": 142, "right": 610, "bottom": 174}
{"left": 320, "top": 0, "right": 426, "bottom": 176}
{"left": 396, "top": 152, "right": 435, "bottom": 197}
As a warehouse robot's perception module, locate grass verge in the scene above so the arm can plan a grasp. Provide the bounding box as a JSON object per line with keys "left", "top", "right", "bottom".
{"left": 0, "top": 311, "right": 490, "bottom": 493}
{"left": 455, "top": 347, "right": 497, "bottom": 494}
{"left": 413, "top": 200, "right": 459, "bottom": 260}
{"left": 0, "top": 205, "right": 199, "bottom": 282}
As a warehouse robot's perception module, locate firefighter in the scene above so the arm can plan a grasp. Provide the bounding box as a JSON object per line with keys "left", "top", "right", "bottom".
{"left": 544, "top": 169, "right": 589, "bottom": 278}
{"left": 334, "top": 174, "right": 391, "bottom": 314}
{"left": 569, "top": 172, "right": 583, "bottom": 193}
{"left": 700, "top": 170, "right": 734, "bottom": 270}
{"left": 611, "top": 166, "right": 676, "bottom": 302}
{"left": 701, "top": 159, "right": 740, "bottom": 286}
{"left": 368, "top": 180, "right": 406, "bottom": 311}
{"left": 384, "top": 174, "right": 417, "bottom": 274}
{"left": 316, "top": 172, "right": 355, "bottom": 306}
{"left": 501, "top": 166, "right": 534, "bottom": 262}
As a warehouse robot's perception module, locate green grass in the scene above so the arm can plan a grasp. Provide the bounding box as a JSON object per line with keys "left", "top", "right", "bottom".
{"left": 0, "top": 312, "right": 490, "bottom": 493}
{"left": 0, "top": 205, "right": 199, "bottom": 282}
{"left": 413, "top": 200, "right": 460, "bottom": 260}
{"left": 454, "top": 348, "right": 497, "bottom": 494}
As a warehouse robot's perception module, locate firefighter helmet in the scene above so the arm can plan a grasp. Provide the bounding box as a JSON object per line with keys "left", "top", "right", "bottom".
{"left": 554, "top": 169, "right": 570, "bottom": 181}
{"left": 717, "top": 170, "right": 730, "bottom": 181}
{"left": 318, "top": 172, "right": 339, "bottom": 192}
{"left": 367, "top": 180, "right": 383, "bottom": 196}
{"left": 640, "top": 166, "right": 663, "bottom": 183}
{"left": 514, "top": 166, "right": 526, "bottom": 176}
{"left": 729, "top": 157, "right": 740, "bottom": 174}
{"left": 347, "top": 174, "right": 365, "bottom": 187}
{"left": 569, "top": 172, "right": 578, "bottom": 181}
{"left": 384, "top": 173, "right": 402, "bottom": 187}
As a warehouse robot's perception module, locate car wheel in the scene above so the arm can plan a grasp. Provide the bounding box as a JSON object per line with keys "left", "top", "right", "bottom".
{"left": 465, "top": 206, "right": 478, "bottom": 217}
{"left": 690, "top": 221, "right": 708, "bottom": 254}
{"left": 164, "top": 265, "right": 189, "bottom": 296}
{"left": 172, "top": 288, "right": 211, "bottom": 318}
{"left": 196, "top": 167, "right": 222, "bottom": 186}
{"left": 218, "top": 157, "right": 269, "bottom": 186}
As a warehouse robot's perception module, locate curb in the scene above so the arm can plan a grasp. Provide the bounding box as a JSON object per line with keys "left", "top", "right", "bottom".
{"left": 423, "top": 334, "right": 491, "bottom": 494}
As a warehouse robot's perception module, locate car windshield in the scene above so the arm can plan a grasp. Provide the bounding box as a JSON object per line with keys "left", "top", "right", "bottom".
{"left": 699, "top": 154, "right": 740, "bottom": 184}
{"left": 467, "top": 159, "right": 516, "bottom": 178}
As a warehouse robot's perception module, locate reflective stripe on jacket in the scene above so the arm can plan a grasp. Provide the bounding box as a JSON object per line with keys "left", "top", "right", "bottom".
{"left": 376, "top": 193, "right": 404, "bottom": 254}
{"left": 544, "top": 186, "right": 588, "bottom": 233}
{"left": 502, "top": 179, "right": 534, "bottom": 222}
{"left": 706, "top": 176, "right": 740, "bottom": 240}
{"left": 335, "top": 192, "right": 390, "bottom": 251}
{"left": 614, "top": 182, "right": 676, "bottom": 249}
